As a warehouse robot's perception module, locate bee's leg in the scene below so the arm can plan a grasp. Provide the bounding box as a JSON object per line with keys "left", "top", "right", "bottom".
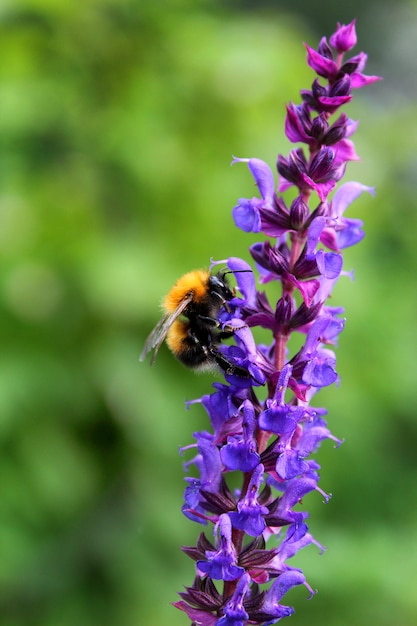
{"left": 210, "top": 291, "right": 231, "bottom": 313}
{"left": 209, "top": 347, "right": 250, "bottom": 379}
{"left": 187, "top": 325, "right": 249, "bottom": 378}
{"left": 196, "top": 315, "right": 222, "bottom": 328}
{"left": 196, "top": 315, "right": 246, "bottom": 338}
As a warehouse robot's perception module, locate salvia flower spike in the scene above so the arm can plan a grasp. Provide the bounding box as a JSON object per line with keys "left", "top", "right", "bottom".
{"left": 173, "top": 20, "right": 380, "bottom": 625}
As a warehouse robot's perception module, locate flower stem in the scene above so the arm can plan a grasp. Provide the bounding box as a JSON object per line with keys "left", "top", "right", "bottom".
{"left": 274, "top": 330, "right": 289, "bottom": 372}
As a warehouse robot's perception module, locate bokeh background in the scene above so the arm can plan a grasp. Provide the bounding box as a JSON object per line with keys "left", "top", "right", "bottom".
{"left": 1, "top": 1, "right": 416, "bottom": 625}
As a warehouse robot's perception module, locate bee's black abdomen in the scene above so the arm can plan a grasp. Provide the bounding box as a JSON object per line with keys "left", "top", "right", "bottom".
{"left": 174, "top": 323, "right": 216, "bottom": 370}
{"left": 177, "top": 344, "right": 211, "bottom": 369}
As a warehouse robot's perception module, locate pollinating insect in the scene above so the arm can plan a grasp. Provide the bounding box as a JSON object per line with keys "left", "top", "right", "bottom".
{"left": 140, "top": 268, "right": 250, "bottom": 378}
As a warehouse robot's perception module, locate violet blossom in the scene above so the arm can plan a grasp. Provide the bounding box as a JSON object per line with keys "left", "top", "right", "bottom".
{"left": 173, "top": 21, "right": 380, "bottom": 624}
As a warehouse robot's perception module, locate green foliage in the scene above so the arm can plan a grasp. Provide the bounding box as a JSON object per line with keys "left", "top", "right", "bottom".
{"left": 0, "top": 1, "right": 416, "bottom": 625}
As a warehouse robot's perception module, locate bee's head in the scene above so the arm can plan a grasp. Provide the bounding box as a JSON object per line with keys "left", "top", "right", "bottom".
{"left": 208, "top": 271, "right": 234, "bottom": 301}
{"left": 208, "top": 268, "right": 253, "bottom": 313}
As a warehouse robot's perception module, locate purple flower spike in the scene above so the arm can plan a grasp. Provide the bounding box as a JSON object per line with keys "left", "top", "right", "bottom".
{"left": 173, "top": 20, "right": 379, "bottom": 626}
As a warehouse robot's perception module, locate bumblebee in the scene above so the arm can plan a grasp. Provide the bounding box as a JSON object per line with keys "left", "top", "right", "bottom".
{"left": 140, "top": 269, "right": 249, "bottom": 377}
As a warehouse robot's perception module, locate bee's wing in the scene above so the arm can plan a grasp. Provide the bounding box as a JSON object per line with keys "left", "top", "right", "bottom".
{"left": 140, "top": 294, "right": 193, "bottom": 365}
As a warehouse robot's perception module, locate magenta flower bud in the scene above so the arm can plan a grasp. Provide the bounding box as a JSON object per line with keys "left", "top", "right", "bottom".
{"left": 289, "top": 196, "right": 310, "bottom": 229}
{"left": 330, "top": 20, "right": 357, "bottom": 53}
{"left": 284, "top": 102, "right": 311, "bottom": 143}
{"left": 305, "top": 43, "right": 338, "bottom": 80}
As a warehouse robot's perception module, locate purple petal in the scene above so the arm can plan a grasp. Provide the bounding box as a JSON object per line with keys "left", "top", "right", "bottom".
{"left": 303, "top": 315, "right": 332, "bottom": 354}
{"left": 336, "top": 218, "right": 365, "bottom": 248}
{"left": 248, "top": 158, "right": 276, "bottom": 202}
{"left": 228, "top": 509, "right": 266, "bottom": 537}
{"left": 232, "top": 323, "right": 258, "bottom": 359}
{"left": 316, "top": 250, "right": 343, "bottom": 279}
{"left": 198, "top": 438, "right": 222, "bottom": 492}
{"left": 197, "top": 559, "right": 244, "bottom": 581}
{"left": 317, "top": 94, "right": 352, "bottom": 113}
{"left": 263, "top": 570, "right": 310, "bottom": 606}
{"left": 217, "top": 573, "right": 250, "bottom": 626}
{"left": 200, "top": 384, "right": 234, "bottom": 436}
{"left": 198, "top": 514, "right": 245, "bottom": 581}
{"left": 276, "top": 477, "right": 317, "bottom": 517}
{"left": 272, "top": 363, "right": 293, "bottom": 402}
{"left": 320, "top": 311, "right": 345, "bottom": 343}
{"left": 259, "top": 405, "right": 304, "bottom": 434}
{"left": 182, "top": 478, "right": 208, "bottom": 524}
{"left": 232, "top": 199, "right": 261, "bottom": 233}
{"left": 232, "top": 157, "right": 275, "bottom": 203}
{"left": 276, "top": 449, "right": 310, "bottom": 479}
{"left": 278, "top": 522, "right": 324, "bottom": 561}
{"left": 306, "top": 217, "right": 326, "bottom": 257}
{"left": 302, "top": 350, "right": 338, "bottom": 387}
{"left": 319, "top": 227, "right": 339, "bottom": 251}
{"left": 297, "top": 420, "right": 343, "bottom": 454}
{"left": 227, "top": 256, "right": 258, "bottom": 307}
{"left": 278, "top": 175, "right": 293, "bottom": 193}
{"left": 334, "top": 138, "right": 360, "bottom": 165}
{"left": 229, "top": 464, "right": 268, "bottom": 536}
{"left": 301, "top": 172, "right": 336, "bottom": 202}
{"left": 345, "top": 117, "right": 359, "bottom": 137}
{"left": 287, "top": 275, "right": 320, "bottom": 307}
{"left": 331, "top": 181, "right": 375, "bottom": 218}
{"left": 221, "top": 438, "right": 260, "bottom": 472}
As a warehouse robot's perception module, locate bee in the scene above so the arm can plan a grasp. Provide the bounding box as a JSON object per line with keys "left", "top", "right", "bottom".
{"left": 140, "top": 268, "right": 250, "bottom": 377}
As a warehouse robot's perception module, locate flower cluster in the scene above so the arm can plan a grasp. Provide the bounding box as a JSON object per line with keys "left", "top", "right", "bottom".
{"left": 174, "top": 21, "right": 380, "bottom": 625}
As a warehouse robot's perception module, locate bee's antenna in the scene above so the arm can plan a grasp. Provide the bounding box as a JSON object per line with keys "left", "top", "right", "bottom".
{"left": 223, "top": 269, "right": 253, "bottom": 276}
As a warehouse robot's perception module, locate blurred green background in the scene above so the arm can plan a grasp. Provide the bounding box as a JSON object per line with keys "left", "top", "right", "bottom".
{"left": 1, "top": 1, "right": 416, "bottom": 625}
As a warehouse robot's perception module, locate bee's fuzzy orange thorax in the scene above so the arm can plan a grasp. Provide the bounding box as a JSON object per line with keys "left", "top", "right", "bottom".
{"left": 163, "top": 270, "right": 209, "bottom": 313}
